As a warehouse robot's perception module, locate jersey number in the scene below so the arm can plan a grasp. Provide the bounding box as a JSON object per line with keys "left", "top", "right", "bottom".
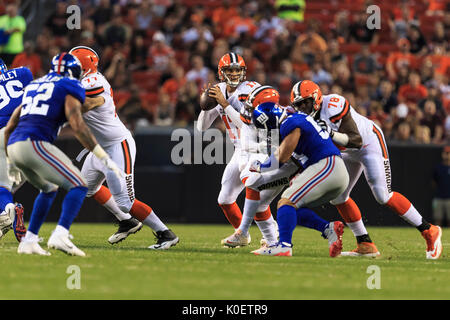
{"left": 21, "top": 83, "right": 55, "bottom": 117}
{"left": 0, "top": 80, "right": 24, "bottom": 110}
{"left": 306, "top": 116, "right": 329, "bottom": 139}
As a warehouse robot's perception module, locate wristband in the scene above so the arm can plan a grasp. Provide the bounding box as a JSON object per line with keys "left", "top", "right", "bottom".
{"left": 332, "top": 131, "right": 349, "bottom": 146}
{"left": 92, "top": 144, "right": 108, "bottom": 160}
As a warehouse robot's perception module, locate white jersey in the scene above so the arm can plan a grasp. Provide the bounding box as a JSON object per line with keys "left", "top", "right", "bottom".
{"left": 214, "top": 80, "right": 260, "bottom": 146}
{"left": 319, "top": 93, "right": 374, "bottom": 151}
{"left": 81, "top": 72, "right": 132, "bottom": 147}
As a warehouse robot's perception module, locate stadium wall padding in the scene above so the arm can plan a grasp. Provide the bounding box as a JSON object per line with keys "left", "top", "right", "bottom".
{"left": 14, "top": 133, "right": 443, "bottom": 226}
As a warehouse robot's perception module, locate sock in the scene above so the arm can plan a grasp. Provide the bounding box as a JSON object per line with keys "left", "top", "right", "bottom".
{"left": 130, "top": 199, "right": 167, "bottom": 231}
{"left": 238, "top": 188, "right": 260, "bottom": 235}
{"left": 93, "top": 186, "right": 132, "bottom": 221}
{"left": 53, "top": 224, "right": 69, "bottom": 236}
{"left": 0, "top": 187, "right": 13, "bottom": 211}
{"left": 277, "top": 205, "right": 297, "bottom": 244}
{"left": 296, "top": 207, "right": 329, "bottom": 234}
{"left": 219, "top": 202, "right": 242, "bottom": 229}
{"left": 386, "top": 192, "right": 423, "bottom": 227}
{"left": 255, "top": 208, "right": 277, "bottom": 246}
{"left": 23, "top": 230, "right": 39, "bottom": 242}
{"left": 58, "top": 186, "right": 88, "bottom": 230}
{"left": 335, "top": 198, "right": 369, "bottom": 237}
{"left": 28, "top": 191, "right": 58, "bottom": 235}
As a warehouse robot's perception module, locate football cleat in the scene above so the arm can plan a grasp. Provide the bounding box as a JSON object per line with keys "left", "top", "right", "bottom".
{"left": 18, "top": 239, "right": 51, "bottom": 256}
{"left": 221, "top": 229, "right": 250, "bottom": 248}
{"left": 323, "top": 221, "right": 344, "bottom": 257}
{"left": 421, "top": 225, "right": 442, "bottom": 260}
{"left": 340, "top": 242, "right": 381, "bottom": 257}
{"left": 108, "top": 218, "right": 143, "bottom": 244}
{"left": 148, "top": 229, "right": 179, "bottom": 250}
{"left": 48, "top": 231, "right": 86, "bottom": 257}
{"left": 252, "top": 242, "right": 292, "bottom": 256}
{"left": 12, "top": 203, "right": 26, "bottom": 243}
{"left": 0, "top": 213, "right": 13, "bottom": 239}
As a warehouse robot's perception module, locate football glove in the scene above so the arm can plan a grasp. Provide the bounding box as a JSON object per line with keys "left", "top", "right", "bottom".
{"left": 316, "top": 119, "right": 334, "bottom": 138}
{"left": 249, "top": 160, "right": 261, "bottom": 173}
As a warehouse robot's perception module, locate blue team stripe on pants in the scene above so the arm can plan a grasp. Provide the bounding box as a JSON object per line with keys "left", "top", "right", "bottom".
{"left": 290, "top": 156, "right": 335, "bottom": 203}
{"left": 32, "top": 141, "right": 84, "bottom": 187}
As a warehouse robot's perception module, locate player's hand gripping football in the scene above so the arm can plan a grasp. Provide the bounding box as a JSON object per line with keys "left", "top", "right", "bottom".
{"left": 208, "top": 85, "right": 228, "bottom": 108}
{"left": 316, "top": 119, "right": 334, "bottom": 138}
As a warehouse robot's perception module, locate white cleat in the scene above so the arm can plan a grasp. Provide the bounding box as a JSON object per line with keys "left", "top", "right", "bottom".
{"left": 48, "top": 232, "right": 86, "bottom": 257}
{"left": 221, "top": 229, "right": 250, "bottom": 248}
{"left": 0, "top": 213, "right": 13, "bottom": 239}
{"left": 252, "top": 242, "right": 292, "bottom": 256}
{"left": 18, "top": 239, "right": 51, "bottom": 256}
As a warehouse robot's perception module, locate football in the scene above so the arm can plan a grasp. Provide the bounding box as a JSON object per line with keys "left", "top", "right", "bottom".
{"left": 199, "top": 89, "right": 217, "bottom": 111}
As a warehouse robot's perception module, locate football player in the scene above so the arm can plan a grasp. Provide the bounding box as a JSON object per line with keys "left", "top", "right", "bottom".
{"left": 0, "top": 58, "right": 32, "bottom": 242}
{"left": 4, "top": 52, "right": 122, "bottom": 256}
{"left": 291, "top": 80, "right": 442, "bottom": 259}
{"left": 69, "top": 46, "right": 179, "bottom": 249}
{"left": 223, "top": 86, "right": 346, "bottom": 257}
{"left": 198, "top": 52, "right": 263, "bottom": 244}
{"left": 244, "top": 101, "right": 349, "bottom": 256}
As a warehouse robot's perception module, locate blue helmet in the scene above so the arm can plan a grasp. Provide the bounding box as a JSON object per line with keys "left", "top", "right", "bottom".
{"left": 0, "top": 58, "right": 7, "bottom": 74}
{"left": 252, "top": 102, "right": 286, "bottom": 130}
{"left": 51, "top": 52, "right": 83, "bottom": 79}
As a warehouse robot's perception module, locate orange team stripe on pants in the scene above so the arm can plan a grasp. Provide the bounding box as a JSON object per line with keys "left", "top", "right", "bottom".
{"left": 121, "top": 140, "right": 132, "bottom": 174}
{"left": 372, "top": 125, "right": 388, "bottom": 159}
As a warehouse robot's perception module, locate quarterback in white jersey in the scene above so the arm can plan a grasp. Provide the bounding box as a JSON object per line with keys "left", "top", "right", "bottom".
{"left": 70, "top": 46, "right": 179, "bottom": 250}
{"left": 290, "top": 80, "right": 442, "bottom": 259}
{"left": 198, "top": 52, "right": 278, "bottom": 245}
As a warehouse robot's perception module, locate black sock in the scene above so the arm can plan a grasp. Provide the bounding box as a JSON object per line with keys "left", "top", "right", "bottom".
{"left": 356, "top": 234, "right": 372, "bottom": 243}
{"left": 416, "top": 219, "right": 431, "bottom": 232}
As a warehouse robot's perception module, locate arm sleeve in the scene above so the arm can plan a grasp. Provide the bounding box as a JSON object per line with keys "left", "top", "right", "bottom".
{"left": 224, "top": 105, "right": 244, "bottom": 129}
{"left": 197, "top": 107, "right": 219, "bottom": 132}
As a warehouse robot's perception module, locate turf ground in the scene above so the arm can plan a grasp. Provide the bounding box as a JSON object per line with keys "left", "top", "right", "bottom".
{"left": 0, "top": 223, "right": 448, "bottom": 300}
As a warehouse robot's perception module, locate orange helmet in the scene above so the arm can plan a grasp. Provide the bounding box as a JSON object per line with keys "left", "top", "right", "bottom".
{"left": 218, "top": 52, "right": 246, "bottom": 87}
{"left": 290, "top": 80, "right": 323, "bottom": 116}
{"left": 241, "top": 85, "right": 280, "bottom": 124}
{"left": 68, "top": 46, "right": 99, "bottom": 77}
{"left": 246, "top": 85, "right": 280, "bottom": 109}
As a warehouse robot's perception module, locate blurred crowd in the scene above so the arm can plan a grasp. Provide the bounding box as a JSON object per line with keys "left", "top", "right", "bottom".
{"left": 0, "top": 0, "right": 449, "bottom": 145}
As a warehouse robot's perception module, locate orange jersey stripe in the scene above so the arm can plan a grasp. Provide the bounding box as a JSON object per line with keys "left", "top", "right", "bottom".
{"left": 86, "top": 87, "right": 105, "bottom": 96}
{"left": 372, "top": 125, "right": 388, "bottom": 159}
{"left": 330, "top": 100, "right": 349, "bottom": 123}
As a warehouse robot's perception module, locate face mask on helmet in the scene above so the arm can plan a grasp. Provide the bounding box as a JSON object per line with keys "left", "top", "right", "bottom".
{"left": 222, "top": 66, "right": 244, "bottom": 87}
{"left": 292, "top": 97, "right": 315, "bottom": 115}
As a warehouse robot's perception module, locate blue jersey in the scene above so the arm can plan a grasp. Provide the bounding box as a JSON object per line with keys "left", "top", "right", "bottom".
{"left": 0, "top": 67, "right": 33, "bottom": 128}
{"left": 280, "top": 112, "right": 341, "bottom": 169}
{"left": 8, "top": 72, "right": 85, "bottom": 145}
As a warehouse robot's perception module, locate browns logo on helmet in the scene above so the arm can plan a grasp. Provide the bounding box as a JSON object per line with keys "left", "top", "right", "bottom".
{"left": 218, "top": 52, "right": 246, "bottom": 88}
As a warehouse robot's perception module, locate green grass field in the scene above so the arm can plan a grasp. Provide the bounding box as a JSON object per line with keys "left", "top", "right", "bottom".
{"left": 0, "top": 223, "right": 448, "bottom": 300}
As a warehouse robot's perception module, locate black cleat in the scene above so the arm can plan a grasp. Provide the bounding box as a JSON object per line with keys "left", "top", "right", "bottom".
{"left": 108, "top": 218, "right": 143, "bottom": 244}
{"left": 148, "top": 229, "right": 179, "bottom": 250}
